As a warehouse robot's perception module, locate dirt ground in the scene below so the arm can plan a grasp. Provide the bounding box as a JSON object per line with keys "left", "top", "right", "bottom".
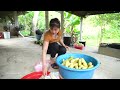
{"left": 0, "top": 37, "right": 120, "bottom": 79}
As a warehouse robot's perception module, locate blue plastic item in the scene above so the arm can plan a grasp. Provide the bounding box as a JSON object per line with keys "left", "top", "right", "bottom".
{"left": 56, "top": 53, "right": 100, "bottom": 79}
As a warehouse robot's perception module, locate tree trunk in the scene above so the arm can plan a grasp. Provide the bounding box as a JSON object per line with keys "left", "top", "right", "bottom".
{"left": 24, "top": 15, "right": 27, "bottom": 29}
{"left": 99, "top": 26, "right": 105, "bottom": 45}
{"left": 30, "top": 11, "right": 39, "bottom": 36}
{"left": 70, "top": 25, "right": 74, "bottom": 45}
{"left": 99, "top": 27, "right": 103, "bottom": 44}
{"left": 14, "top": 11, "right": 19, "bottom": 27}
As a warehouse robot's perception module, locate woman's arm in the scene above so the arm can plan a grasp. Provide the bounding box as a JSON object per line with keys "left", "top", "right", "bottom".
{"left": 42, "top": 41, "right": 49, "bottom": 75}
{"left": 59, "top": 37, "right": 66, "bottom": 47}
{"left": 59, "top": 37, "right": 69, "bottom": 50}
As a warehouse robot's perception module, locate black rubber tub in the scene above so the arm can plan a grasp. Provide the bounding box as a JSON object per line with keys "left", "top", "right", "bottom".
{"left": 63, "top": 37, "right": 71, "bottom": 46}
{"left": 108, "top": 43, "right": 120, "bottom": 49}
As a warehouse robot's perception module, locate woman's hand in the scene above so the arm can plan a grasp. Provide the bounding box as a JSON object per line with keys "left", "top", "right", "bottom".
{"left": 42, "top": 64, "right": 47, "bottom": 76}
{"left": 64, "top": 45, "right": 69, "bottom": 50}
{"left": 59, "top": 38, "right": 70, "bottom": 50}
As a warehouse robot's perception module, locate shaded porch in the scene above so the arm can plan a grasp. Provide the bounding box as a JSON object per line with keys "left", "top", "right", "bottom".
{"left": 0, "top": 37, "right": 120, "bottom": 79}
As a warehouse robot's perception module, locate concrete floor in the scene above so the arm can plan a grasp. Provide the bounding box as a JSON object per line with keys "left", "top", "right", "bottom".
{"left": 0, "top": 37, "right": 120, "bottom": 79}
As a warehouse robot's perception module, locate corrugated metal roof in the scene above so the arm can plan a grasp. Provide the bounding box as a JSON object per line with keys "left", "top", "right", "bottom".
{"left": 67, "top": 11, "right": 120, "bottom": 17}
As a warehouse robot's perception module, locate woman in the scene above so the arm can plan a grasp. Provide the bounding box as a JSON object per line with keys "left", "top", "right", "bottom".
{"left": 42, "top": 18, "right": 69, "bottom": 76}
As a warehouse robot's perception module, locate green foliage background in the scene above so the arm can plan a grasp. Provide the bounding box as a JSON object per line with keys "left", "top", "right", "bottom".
{"left": 18, "top": 11, "right": 120, "bottom": 46}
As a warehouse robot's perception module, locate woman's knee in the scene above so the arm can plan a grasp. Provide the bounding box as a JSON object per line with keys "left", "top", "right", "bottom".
{"left": 59, "top": 47, "right": 66, "bottom": 54}
{"left": 51, "top": 51, "right": 57, "bottom": 58}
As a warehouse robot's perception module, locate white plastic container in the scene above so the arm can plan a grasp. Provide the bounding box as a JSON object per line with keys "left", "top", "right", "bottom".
{"left": 3, "top": 32, "right": 10, "bottom": 39}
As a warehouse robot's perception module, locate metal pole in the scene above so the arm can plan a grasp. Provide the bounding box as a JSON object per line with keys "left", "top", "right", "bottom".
{"left": 80, "top": 16, "right": 83, "bottom": 41}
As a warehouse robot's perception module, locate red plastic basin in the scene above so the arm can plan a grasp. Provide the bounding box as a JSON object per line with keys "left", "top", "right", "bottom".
{"left": 21, "top": 71, "right": 50, "bottom": 79}
{"left": 74, "top": 45, "right": 84, "bottom": 50}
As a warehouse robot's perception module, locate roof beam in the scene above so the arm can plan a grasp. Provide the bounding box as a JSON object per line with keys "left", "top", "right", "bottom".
{"left": 67, "top": 11, "right": 120, "bottom": 17}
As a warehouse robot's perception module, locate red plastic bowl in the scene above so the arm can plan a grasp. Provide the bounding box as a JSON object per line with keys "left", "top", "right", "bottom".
{"left": 21, "top": 71, "right": 50, "bottom": 79}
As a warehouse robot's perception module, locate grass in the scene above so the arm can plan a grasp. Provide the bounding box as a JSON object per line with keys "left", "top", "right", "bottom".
{"left": 20, "top": 30, "right": 30, "bottom": 37}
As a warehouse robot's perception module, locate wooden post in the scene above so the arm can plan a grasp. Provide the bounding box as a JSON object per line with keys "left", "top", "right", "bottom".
{"left": 80, "top": 16, "right": 83, "bottom": 41}
{"left": 14, "top": 11, "right": 19, "bottom": 27}
{"left": 61, "top": 11, "right": 64, "bottom": 37}
{"left": 45, "top": 11, "right": 49, "bottom": 30}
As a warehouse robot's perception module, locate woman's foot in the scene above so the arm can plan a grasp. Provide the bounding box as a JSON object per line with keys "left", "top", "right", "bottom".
{"left": 50, "top": 57, "right": 59, "bottom": 69}
{"left": 51, "top": 63, "right": 59, "bottom": 69}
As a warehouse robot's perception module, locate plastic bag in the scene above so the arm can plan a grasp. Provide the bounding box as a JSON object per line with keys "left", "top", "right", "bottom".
{"left": 39, "top": 72, "right": 60, "bottom": 79}
{"left": 34, "top": 60, "right": 51, "bottom": 72}
{"left": 40, "top": 75, "right": 51, "bottom": 79}
{"left": 49, "top": 72, "right": 60, "bottom": 79}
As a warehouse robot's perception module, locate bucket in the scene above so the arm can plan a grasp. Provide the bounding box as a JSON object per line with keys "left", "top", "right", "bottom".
{"left": 3, "top": 32, "right": 10, "bottom": 39}
{"left": 64, "top": 37, "right": 71, "bottom": 46}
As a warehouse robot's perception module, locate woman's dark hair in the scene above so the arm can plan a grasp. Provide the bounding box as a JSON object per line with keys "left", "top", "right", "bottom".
{"left": 49, "top": 18, "right": 60, "bottom": 29}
